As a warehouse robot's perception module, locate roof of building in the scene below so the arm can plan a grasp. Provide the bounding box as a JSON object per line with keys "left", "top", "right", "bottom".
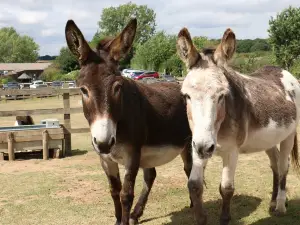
{"left": 18, "top": 73, "right": 32, "bottom": 79}
{"left": 0, "top": 63, "right": 52, "bottom": 72}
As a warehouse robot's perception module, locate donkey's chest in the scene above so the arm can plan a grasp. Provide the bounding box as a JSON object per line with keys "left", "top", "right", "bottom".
{"left": 105, "top": 144, "right": 183, "bottom": 168}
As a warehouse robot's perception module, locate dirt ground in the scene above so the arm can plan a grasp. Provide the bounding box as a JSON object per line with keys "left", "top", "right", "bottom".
{"left": 0, "top": 97, "right": 299, "bottom": 225}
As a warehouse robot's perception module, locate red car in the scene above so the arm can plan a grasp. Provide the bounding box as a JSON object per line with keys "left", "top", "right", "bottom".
{"left": 133, "top": 71, "right": 159, "bottom": 80}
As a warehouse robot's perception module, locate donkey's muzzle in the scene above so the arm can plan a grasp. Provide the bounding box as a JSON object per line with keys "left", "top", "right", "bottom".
{"left": 192, "top": 140, "right": 215, "bottom": 159}
{"left": 94, "top": 137, "right": 116, "bottom": 154}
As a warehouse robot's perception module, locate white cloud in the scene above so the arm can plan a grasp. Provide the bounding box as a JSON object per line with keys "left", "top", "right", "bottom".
{"left": 17, "top": 11, "right": 48, "bottom": 24}
{"left": 0, "top": 0, "right": 299, "bottom": 55}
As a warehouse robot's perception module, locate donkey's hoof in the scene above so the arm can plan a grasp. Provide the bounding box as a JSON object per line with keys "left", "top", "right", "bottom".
{"left": 129, "top": 218, "right": 138, "bottom": 225}
{"left": 220, "top": 215, "right": 231, "bottom": 225}
{"left": 195, "top": 214, "right": 207, "bottom": 225}
{"left": 114, "top": 221, "right": 121, "bottom": 225}
{"left": 269, "top": 201, "right": 276, "bottom": 212}
{"left": 274, "top": 208, "right": 287, "bottom": 217}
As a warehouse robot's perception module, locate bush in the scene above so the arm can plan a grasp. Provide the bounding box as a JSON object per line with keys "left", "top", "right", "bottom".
{"left": 40, "top": 65, "right": 63, "bottom": 81}
{"left": 0, "top": 77, "right": 14, "bottom": 84}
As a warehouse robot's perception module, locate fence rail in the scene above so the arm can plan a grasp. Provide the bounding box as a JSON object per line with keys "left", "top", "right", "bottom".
{"left": 0, "top": 88, "right": 87, "bottom": 156}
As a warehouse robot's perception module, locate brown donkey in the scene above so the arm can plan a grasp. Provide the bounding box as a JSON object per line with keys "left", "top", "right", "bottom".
{"left": 65, "top": 19, "right": 193, "bottom": 225}
{"left": 177, "top": 28, "right": 300, "bottom": 225}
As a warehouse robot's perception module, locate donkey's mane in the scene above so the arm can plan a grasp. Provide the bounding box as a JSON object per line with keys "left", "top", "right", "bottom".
{"left": 220, "top": 67, "right": 254, "bottom": 144}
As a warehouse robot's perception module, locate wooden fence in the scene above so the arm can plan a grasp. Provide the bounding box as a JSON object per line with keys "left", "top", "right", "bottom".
{"left": 0, "top": 88, "right": 89, "bottom": 156}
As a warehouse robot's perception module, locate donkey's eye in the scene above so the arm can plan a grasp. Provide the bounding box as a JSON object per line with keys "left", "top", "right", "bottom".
{"left": 218, "top": 94, "right": 224, "bottom": 103}
{"left": 80, "top": 87, "right": 89, "bottom": 97}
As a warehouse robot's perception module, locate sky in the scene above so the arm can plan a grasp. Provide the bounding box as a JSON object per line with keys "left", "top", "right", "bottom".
{"left": 0, "top": 0, "right": 299, "bottom": 56}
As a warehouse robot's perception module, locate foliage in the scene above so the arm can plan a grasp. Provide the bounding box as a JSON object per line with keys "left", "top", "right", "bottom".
{"left": 236, "top": 39, "right": 271, "bottom": 53}
{"left": 0, "top": 27, "right": 39, "bottom": 63}
{"left": 131, "top": 32, "right": 176, "bottom": 72}
{"left": 0, "top": 76, "right": 14, "bottom": 84}
{"left": 192, "top": 36, "right": 208, "bottom": 50}
{"left": 97, "top": 2, "right": 156, "bottom": 45}
{"left": 55, "top": 47, "right": 79, "bottom": 73}
{"left": 164, "top": 54, "right": 185, "bottom": 77}
{"left": 38, "top": 55, "right": 56, "bottom": 61}
{"left": 40, "top": 65, "right": 63, "bottom": 82}
{"left": 268, "top": 6, "right": 300, "bottom": 70}
{"left": 63, "top": 70, "right": 80, "bottom": 81}
{"left": 290, "top": 59, "right": 300, "bottom": 78}
{"left": 231, "top": 52, "right": 275, "bottom": 74}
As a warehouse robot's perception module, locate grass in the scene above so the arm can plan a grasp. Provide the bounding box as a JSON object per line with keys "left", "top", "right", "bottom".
{"left": 0, "top": 97, "right": 300, "bottom": 225}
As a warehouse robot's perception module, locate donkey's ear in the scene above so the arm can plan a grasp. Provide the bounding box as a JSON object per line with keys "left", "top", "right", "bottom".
{"left": 65, "top": 20, "right": 92, "bottom": 65}
{"left": 108, "top": 18, "right": 137, "bottom": 61}
{"left": 214, "top": 28, "right": 236, "bottom": 65}
{"left": 176, "top": 28, "right": 200, "bottom": 69}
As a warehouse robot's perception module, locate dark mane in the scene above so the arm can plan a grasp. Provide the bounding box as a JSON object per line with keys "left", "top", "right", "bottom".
{"left": 202, "top": 48, "right": 216, "bottom": 56}
{"left": 221, "top": 68, "right": 252, "bottom": 145}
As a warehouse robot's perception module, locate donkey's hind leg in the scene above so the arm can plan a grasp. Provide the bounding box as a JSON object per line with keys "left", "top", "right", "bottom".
{"left": 130, "top": 168, "right": 156, "bottom": 225}
{"left": 265, "top": 146, "right": 280, "bottom": 212}
{"left": 276, "top": 132, "right": 295, "bottom": 215}
{"left": 100, "top": 157, "right": 122, "bottom": 225}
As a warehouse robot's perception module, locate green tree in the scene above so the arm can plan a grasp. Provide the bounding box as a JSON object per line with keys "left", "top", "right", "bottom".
{"left": 55, "top": 47, "right": 79, "bottom": 73}
{"left": 97, "top": 2, "right": 156, "bottom": 45}
{"left": 269, "top": 6, "right": 300, "bottom": 70}
{"left": 0, "top": 27, "right": 39, "bottom": 63}
{"left": 131, "top": 32, "right": 176, "bottom": 71}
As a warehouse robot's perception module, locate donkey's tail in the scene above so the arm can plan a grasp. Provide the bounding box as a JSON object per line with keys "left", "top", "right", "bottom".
{"left": 291, "top": 133, "right": 300, "bottom": 175}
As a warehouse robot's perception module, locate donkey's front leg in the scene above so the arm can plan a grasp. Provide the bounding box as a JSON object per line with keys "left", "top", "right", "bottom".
{"left": 188, "top": 155, "right": 208, "bottom": 225}
{"left": 130, "top": 168, "right": 156, "bottom": 225}
{"left": 100, "top": 157, "right": 122, "bottom": 225}
{"left": 219, "top": 150, "right": 238, "bottom": 225}
{"left": 121, "top": 151, "right": 140, "bottom": 225}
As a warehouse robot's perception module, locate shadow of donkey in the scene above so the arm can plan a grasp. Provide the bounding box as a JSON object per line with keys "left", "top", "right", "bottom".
{"left": 156, "top": 194, "right": 262, "bottom": 225}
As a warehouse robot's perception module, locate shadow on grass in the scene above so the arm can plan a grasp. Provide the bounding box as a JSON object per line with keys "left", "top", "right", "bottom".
{"left": 69, "top": 149, "right": 89, "bottom": 157}
{"left": 2, "top": 149, "right": 88, "bottom": 161}
{"left": 155, "top": 194, "right": 262, "bottom": 225}
{"left": 250, "top": 199, "right": 300, "bottom": 225}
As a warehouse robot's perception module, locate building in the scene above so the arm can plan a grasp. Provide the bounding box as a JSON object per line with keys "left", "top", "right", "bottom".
{"left": 0, "top": 62, "right": 52, "bottom": 80}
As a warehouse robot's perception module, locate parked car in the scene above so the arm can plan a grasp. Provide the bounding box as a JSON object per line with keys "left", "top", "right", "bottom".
{"left": 122, "top": 69, "right": 144, "bottom": 78}
{"left": 122, "top": 69, "right": 133, "bottom": 77}
{"left": 30, "top": 80, "right": 48, "bottom": 89}
{"left": 160, "top": 74, "right": 178, "bottom": 83}
{"left": 133, "top": 71, "right": 160, "bottom": 80}
{"left": 52, "top": 80, "right": 63, "bottom": 88}
{"left": 3, "top": 82, "right": 21, "bottom": 99}
{"left": 68, "top": 81, "right": 76, "bottom": 88}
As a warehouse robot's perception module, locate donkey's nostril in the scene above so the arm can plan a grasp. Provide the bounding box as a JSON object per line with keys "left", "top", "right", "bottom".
{"left": 207, "top": 144, "right": 215, "bottom": 153}
{"left": 93, "top": 137, "right": 97, "bottom": 143}
{"left": 109, "top": 137, "right": 116, "bottom": 148}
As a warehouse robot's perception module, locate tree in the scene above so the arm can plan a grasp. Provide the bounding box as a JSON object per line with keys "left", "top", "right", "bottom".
{"left": 97, "top": 2, "right": 156, "bottom": 45}
{"left": 0, "top": 27, "right": 39, "bottom": 63}
{"left": 268, "top": 6, "right": 300, "bottom": 70}
{"left": 131, "top": 32, "right": 176, "bottom": 71}
{"left": 55, "top": 47, "right": 79, "bottom": 73}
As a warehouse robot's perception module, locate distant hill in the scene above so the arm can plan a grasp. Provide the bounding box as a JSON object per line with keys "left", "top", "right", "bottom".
{"left": 38, "top": 55, "right": 57, "bottom": 61}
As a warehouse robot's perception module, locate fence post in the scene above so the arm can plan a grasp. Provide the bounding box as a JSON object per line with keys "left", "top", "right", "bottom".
{"left": 63, "top": 92, "right": 71, "bottom": 156}
{"left": 42, "top": 130, "right": 49, "bottom": 160}
{"left": 7, "top": 132, "right": 15, "bottom": 161}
